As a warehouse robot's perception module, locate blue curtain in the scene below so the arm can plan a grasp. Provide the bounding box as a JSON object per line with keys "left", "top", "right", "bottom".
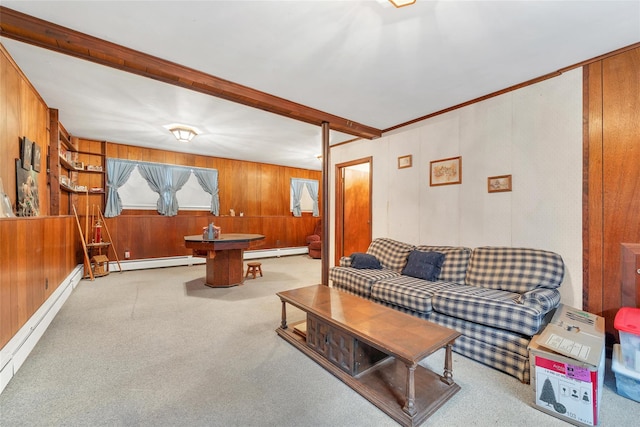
{"left": 291, "top": 178, "right": 305, "bottom": 217}
{"left": 138, "top": 163, "right": 191, "bottom": 216}
{"left": 193, "top": 168, "right": 220, "bottom": 215}
{"left": 291, "top": 178, "right": 319, "bottom": 217}
{"left": 104, "top": 158, "right": 137, "bottom": 218}
{"left": 305, "top": 180, "right": 319, "bottom": 217}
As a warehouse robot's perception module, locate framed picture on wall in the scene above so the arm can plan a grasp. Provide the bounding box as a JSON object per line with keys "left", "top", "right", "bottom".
{"left": 15, "top": 159, "right": 40, "bottom": 216}
{"left": 32, "top": 142, "right": 41, "bottom": 172}
{"left": 488, "top": 174, "right": 512, "bottom": 193}
{"left": 397, "top": 155, "right": 412, "bottom": 169}
{"left": 20, "top": 137, "right": 33, "bottom": 171}
{"left": 430, "top": 156, "right": 462, "bottom": 186}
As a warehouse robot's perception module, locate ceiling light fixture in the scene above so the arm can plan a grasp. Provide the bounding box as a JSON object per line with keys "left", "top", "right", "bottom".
{"left": 389, "top": 0, "right": 416, "bottom": 7}
{"left": 164, "top": 124, "right": 200, "bottom": 142}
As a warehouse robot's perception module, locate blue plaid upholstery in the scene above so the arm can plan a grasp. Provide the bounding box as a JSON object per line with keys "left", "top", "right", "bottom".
{"left": 371, "top": 276, "right": 460, "bottom": 314}
{"left": 339, "top": 256, "right": 353, "bottom": 267}
{"left": 516, "top": 288, "right": 562, "bottom": 313}
{"left": 328, "top": 241, "right": 565, "bottom": 384}
{"left": 375, "top": 300, "right": 532, "bottom": 382}
{"left": 429, "top": 312, "right": 531, "bottom": 358}
{"left": 366, "top": 238, "right": 415, "bottom": 272}
{"left": 328, "top": 266, "right": 399, "bottom": 298}
{"left": 330, "top": 281, "right": 375, "bottom": 301}
{"left": 431, "top": 283, "right": 558, "bottom": 336}
{"left": 415, "top": 245, "right": 471, "bottom": 283}
{"left": 465, "top": 246, "right": 565, "bottom": 292}
{"left": 442, "top": 332, "right": 531, "bottom": 383}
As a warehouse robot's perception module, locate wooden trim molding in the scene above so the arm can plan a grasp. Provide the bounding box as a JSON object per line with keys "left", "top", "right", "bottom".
{"left": 0, "top": 6, "right": 382, "bottom": 140}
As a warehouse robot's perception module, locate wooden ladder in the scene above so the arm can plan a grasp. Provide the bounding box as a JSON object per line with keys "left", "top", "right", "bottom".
{"left": 73, "top": 204, "right": 94, "bottom": 281}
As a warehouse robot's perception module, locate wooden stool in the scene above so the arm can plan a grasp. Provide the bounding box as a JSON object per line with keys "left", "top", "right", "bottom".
{"left": 245, "top": 262, "right": 263, "bottom": 279}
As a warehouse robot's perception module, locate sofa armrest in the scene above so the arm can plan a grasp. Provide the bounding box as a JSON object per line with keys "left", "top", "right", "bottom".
{"left": 339, "top": 256, "right": 353, "bottom": 267}
{"left": 516, "top": 288, "right": 561, "bottom": 313}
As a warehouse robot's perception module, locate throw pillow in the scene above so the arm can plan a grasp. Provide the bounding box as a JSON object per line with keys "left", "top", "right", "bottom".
{"left": 350, "top": 252, "right": 382, "bottom": 269}
{"left": 401, "top": 250, "right": 445, "bottom": 281}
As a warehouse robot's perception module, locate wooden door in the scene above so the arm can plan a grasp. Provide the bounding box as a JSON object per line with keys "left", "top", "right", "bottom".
{"left": 585, "top": 46, "right": 640, "bottom": 343}
{"left": 335, "top": 158, "right": 372, "bottom": 264}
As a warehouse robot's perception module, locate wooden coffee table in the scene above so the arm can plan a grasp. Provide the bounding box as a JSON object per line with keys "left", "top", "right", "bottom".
{"left": 276, "top": 285, "right": 461, "bottom": 427}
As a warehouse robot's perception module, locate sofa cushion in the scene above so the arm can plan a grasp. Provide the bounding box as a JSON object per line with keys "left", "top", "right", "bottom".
{"left": 415, "top": 245, "right": 471, "bottom": 283}
{"left": 431, "top": 283, "right": 555, "bottom": 336}
{"left": 329, "top": 266, "right": 400, "bottom": 298}
{"left": 401, "top": 250, "right": 445, "bottom": 281}
{"left": 371, "top": 276, "right": 460, "bottom": 314}
{"left": 350, "top": 252, "right": 382, "bottom": 269}
{"left": 366, "top": 238, "right": 415, "bottom": 272}
{"left": 465, "top": 247, "right": 565, "bottom": 292}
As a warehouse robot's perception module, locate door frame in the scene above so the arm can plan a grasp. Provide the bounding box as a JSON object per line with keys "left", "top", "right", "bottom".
{"left": 334, "top": 157, "right": 373, "bottom": 266}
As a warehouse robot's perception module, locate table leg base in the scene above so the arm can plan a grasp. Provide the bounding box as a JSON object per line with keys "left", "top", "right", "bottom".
{"left": 203, "top": 249, "right": 245, "bottom": 287}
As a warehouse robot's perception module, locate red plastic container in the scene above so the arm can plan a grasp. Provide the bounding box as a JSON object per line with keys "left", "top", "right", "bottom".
{"left": 615, "top": 307, "right": 640, "bottom": 372}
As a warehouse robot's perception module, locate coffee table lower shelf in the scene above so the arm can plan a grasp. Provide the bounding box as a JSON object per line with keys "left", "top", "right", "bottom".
{"left": 277, "top": 326, "right": 460, "bottom": 427}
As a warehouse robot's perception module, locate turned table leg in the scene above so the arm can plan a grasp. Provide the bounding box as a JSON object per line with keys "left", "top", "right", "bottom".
{"left": 442, "top": 342, "right": 455, "bottom": 385}
{"left": 403, "top": 363, "right": 417, "bottom": 416}
{"left": 280, "top": 299, "right": 288, "bottom": 330}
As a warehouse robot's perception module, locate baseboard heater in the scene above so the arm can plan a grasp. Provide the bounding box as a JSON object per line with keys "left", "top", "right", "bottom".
{"left": 0, "top": 266, "right": 84, "bottom": 395}
{"left": 110, "top": 246, "right": 309, "bottom": 272}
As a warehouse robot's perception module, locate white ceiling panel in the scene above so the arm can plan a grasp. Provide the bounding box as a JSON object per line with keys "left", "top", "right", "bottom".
{"left": 2, "top": 1, "right": 639, "bottom": 170}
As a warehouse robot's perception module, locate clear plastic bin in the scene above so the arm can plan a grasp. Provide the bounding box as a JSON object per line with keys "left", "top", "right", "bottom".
{"left": 615, "top": 307, "right": 640, "bottom": 372}
{"left": 612, "top": 344, "right": 640, "bottom": 402}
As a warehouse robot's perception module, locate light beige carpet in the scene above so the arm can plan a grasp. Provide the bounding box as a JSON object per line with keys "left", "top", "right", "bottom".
{"left": 0, "top": 255, "right": 637, "bottom": 426}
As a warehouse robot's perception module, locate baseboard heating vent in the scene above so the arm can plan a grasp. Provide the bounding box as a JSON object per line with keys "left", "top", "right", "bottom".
{"left": 110, "top": 247, "right": 309, "bottom": 271}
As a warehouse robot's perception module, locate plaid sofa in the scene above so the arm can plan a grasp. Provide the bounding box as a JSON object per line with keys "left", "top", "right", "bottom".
{"left": 329, "top": 238, "right": 565, "bottom": 383}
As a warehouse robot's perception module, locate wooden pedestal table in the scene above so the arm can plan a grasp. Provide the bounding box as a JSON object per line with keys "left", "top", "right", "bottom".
{"left": 184, "top": 233, "right": 264, "bottom": 288}
{"left": 276, "top": 285, "right": 461, "bottom": 427}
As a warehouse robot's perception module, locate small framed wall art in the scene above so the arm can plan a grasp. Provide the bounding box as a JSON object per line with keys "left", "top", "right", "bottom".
{"left": 430, "top": 156, "right": 461, "bottom": 186}
{"left": 32, "top": 142, "right": 41, "bottom": 172}
{"left": 488, "top": 174, "right": 512, "bottom": 193}
{"left": 20, "top": 137, "right": 33, "bottom": 171}
{"left": 397, "top": 155, "right": 412, "bottom": 169}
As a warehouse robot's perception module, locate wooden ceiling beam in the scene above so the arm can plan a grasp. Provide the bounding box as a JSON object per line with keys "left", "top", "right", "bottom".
{"left": 0, "top": 7, "right": 382, "bottom": 139}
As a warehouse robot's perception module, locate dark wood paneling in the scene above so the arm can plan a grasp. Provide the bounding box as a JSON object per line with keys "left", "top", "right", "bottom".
{"left": 97, "top": 141, "right": 321, "bottom": 259}
{"left": 0, "top": 216, "right": 77, "bottom": 350}
{"left": 585, "top": 46, "right": 640, "bottom": 343}
{"left": 0, "top": 43, "right": 50, "bottom": 217}
{"left": 584, "top": 62, "right": 604, "bottom": 315}
{"left": 105, "top": 142, "right": 322, "bottom": 217}
{"left": 104, "top": 214, "right": 317, "bottom": 260}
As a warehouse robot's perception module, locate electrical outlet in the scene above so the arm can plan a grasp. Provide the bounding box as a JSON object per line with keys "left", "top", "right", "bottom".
{"left": 124, "top": 250, "right": 130, "bottom": 259}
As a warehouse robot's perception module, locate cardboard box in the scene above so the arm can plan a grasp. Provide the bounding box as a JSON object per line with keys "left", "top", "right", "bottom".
{"left": 528, "top": 304, "right": 605, "bottom": 427}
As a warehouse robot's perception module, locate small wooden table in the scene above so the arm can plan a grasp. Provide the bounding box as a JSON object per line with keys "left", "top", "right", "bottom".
{"left": 184, "top": 233, "right": 264, "bottom": 288}
{"left": 276, "top": 285, "right": 461, "bottom": 427}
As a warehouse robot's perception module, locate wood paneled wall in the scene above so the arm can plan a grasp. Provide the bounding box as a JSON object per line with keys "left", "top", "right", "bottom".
{"left": 0, "top": 216, "right": 78, "bottom": 349}
{"left": 584, "top": 46, "right": 640, "bottom": 343}
{"left": 0, "top": 44, "right": 77, "bottom": 350}
{"left": 102, "top": 142, "right": 322, "bottom": 260}
{"left": 0, "top": 43, "right": 50, "bottom": 217}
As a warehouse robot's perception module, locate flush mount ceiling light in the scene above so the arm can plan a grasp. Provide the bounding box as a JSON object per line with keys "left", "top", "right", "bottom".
{"left": 164, "top": 123, "right": 200, "bottom": 142}
{"left": 389, "top": 0, "right": 416, "bottom": 7}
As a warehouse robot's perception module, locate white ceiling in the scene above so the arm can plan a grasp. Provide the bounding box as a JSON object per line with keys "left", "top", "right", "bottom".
{"left": 2, "top": 1, "right": 639, "bottom": 170}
